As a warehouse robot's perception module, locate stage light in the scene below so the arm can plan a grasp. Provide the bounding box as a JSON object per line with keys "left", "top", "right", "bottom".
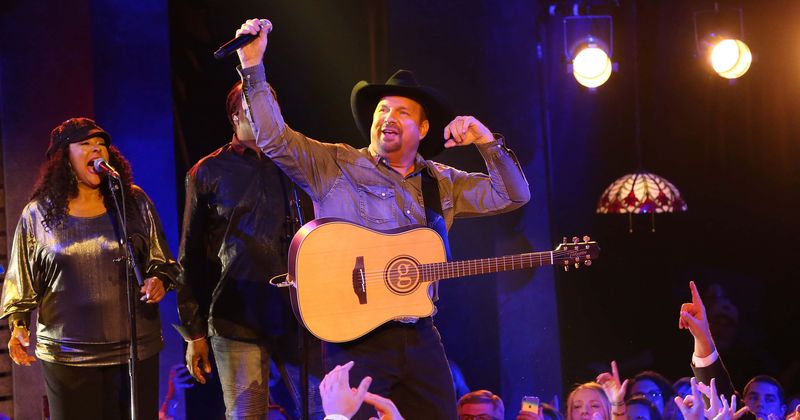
{"left": 563, "top": 15, "right": 616, "bottom": 89}
{"left": 693, "top": 5, "right": 752, "bottom": 79}
{"left": 710, "top": 39, "right": 752, "bottom": 79}
{"left": 572, "top": 42, "right": 613, "bottom": 88}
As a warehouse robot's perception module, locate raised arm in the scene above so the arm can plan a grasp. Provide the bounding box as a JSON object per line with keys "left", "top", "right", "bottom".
{"left": 235, "top": 18, "right": 343, "bottom": 201}
{"left": 436, "top": 115, "right": 530, "bottom": 217}
{"left": 680, "top": 281, "right": 736, "bottom": 399}
{"left": 597, "top": 360, "right": 630, "bottom": 420}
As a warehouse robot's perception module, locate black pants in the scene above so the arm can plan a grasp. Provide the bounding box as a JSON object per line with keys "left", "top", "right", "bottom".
{"left": 323, "top": 317, "right": 457, "bottom": 420}
{"left": 41, "top": 354, "right": 159, "bottom": 420}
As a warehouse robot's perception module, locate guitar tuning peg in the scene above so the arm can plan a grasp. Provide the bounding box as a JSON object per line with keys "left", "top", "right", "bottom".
{"left": 572, "top": 236, "right": 579, "bottom": 243}
{"left": 583, "top": 235, "right": 590, "bottom": 242}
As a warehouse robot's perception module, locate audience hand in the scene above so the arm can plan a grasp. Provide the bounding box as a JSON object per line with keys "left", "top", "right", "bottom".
{"left": 788, "top": 404, "right": 800, "bottom": 420}
{"left": 159, "top": 364, "right": 195, "bottom": 420}
{"left": 696, "top": 378, "right": 748, "bottom": 420}
{"left": 516, "top": 410, "right": 543, "bottom": 420}
{"left": 320, "top": 361, "right": 372, "bottom": 418}
{"left": 364, "top": 391, "right": 404, "bottom": 420}
{"left": 711, "top": 394, "right": 747, "bottom": 420}
{"left": 596, "top": 360, "right": 629, "bottom": 408}
{"left": 679, "top": 281, "right": 716, "bottom": 358}
{"left": 674, "top": 377, "right": 705, "bottom": 420}
{"left": 168, "top": 363, "right": 195, "bottom": 390}
{"left": 698, "top": 379, "right": 722, "bottom": 419}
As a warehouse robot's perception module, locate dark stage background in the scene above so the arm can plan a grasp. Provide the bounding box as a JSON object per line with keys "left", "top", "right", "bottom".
{"left": 2, "top": 0, "right": 799, "bottom": 419}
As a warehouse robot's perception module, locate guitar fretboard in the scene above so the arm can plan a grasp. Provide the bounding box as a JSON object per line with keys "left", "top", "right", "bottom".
{"left": 419, "top": 251, "right": 565, "bottom": 282}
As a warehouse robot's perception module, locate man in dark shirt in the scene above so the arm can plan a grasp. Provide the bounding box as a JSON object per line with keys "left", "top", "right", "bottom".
{"left": 175, "top": 81, "right": 317, "bottom": 419}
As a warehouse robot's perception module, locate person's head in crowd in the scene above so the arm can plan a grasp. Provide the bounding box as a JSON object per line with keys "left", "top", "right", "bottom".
{"left": 626, "top": 396, "right": 663, "bottom": 420}
{"left": 458, "top": 390, "right": 504, "bottom": 420}
{"left": 628, "top": 371, "right": 675, "bottom": 416}
{"left": 568, "top": 382, "right": 610, "bottom": 420}
{"left": 541, "top": 402, "right": 563, "bottom": 420}
{"left": 672, "top": 378, "right": 692, "bottom": 399}
{"left": 743, "top": 375, "right": 786, "bottom": 420}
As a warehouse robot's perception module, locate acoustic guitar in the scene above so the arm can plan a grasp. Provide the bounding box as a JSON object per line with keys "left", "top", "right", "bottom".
{"left": 285, "top": 218, "right": 599, "bottom": 343}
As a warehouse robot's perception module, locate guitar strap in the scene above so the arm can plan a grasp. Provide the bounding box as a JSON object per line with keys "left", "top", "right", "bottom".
{"left": 421, "top": 169, "right": 451, "bottom": 302}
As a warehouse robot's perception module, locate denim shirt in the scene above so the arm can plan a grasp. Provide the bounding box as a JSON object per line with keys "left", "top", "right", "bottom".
{"left": 239, "top": 63, "right": 531, "bottom": 234}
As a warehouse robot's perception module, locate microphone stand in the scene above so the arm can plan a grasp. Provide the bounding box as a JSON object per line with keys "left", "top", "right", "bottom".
{"left": 290, "top": 185, "right": 310, "bottom": 420}
{"left": 107, "top": 174, "right": 145, "bottom": 420}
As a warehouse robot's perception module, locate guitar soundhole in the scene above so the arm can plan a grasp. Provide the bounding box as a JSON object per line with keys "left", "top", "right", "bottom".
{"left": 384, "top": 256, "right": 421, "bottom": 295}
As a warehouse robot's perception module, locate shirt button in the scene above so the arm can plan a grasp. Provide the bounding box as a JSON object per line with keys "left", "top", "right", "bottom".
{"left": 381, "top": 193, "right": 385, "bottom": 197}
{"left": 406, "top": 210, "right": 411, "bottom": 214}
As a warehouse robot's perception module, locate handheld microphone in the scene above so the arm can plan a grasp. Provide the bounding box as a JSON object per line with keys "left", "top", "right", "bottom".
{"left": 92, "top": 158, "right": 121, "bottom": 179}
{"left": 213, "top": 19, "right": 272, "bottom": 60}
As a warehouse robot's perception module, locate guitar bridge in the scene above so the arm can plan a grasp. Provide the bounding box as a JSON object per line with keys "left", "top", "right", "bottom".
{"left": 352, "top": 256, "right": 367, "bottom": 304}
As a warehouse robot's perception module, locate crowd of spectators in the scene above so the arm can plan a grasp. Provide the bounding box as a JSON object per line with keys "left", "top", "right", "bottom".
{"left": 317, "top": 281, "right": 798, "bottom": 420}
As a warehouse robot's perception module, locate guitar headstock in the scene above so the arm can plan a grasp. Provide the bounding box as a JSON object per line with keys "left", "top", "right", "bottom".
{"left": 554, "top": 236, "right": 600, "bottom": 271}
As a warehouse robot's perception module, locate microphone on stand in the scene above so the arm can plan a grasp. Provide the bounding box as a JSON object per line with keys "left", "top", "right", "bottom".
{"left": 213, "top": 19, "right": 272, "bottom": 60}
{"left": 92, "top": 158, "right": 121, "bottom": 179}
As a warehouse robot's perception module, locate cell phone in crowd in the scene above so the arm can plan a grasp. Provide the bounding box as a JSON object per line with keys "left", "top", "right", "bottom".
{"left": 522, "top": 395, "right": 540, "bottom": 414}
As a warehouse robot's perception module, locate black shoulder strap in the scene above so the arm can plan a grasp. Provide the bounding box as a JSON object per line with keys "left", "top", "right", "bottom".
{"left": 421, "top": 168, "right": 451, "bottom": 260}
{"left": 421, "top": 169, "right": 452, "bottom": 302}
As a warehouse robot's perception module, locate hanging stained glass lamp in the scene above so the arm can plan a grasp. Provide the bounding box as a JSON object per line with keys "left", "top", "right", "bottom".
{"left": 596, "top": 171, "right": 687, "bottom": 232}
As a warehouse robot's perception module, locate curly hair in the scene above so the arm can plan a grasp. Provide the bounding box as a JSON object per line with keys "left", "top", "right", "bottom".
{"left": 30, "top": 145, "right": 135, "bottom": 231}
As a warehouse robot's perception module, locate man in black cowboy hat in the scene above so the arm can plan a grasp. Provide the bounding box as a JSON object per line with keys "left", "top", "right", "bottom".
{"left": 234, "top": 18, "right": 530, "bottom": 419}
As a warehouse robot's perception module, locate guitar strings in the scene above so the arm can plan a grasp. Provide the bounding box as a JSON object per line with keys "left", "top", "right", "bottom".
{"left": 299, "top": 250, "right": 588, "bottom": 286}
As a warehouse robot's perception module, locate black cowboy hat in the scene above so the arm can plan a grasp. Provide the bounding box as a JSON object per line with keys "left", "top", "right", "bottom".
{"left": 350, "top": 69, "right": 454, "bottom": 159}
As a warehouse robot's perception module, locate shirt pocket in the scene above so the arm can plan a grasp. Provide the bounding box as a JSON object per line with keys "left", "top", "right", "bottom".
{"left": 357, "top": 184, "right": 396, "bottom": 225}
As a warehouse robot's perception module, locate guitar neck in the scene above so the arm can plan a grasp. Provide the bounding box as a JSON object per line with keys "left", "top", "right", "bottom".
{"left": 420, "top": 251, "right": 560, "bottom": 282}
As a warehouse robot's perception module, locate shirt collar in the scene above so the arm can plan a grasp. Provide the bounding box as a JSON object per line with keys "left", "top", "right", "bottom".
{"left": 366, "top": 145, "right": 430, "bottom": 177}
